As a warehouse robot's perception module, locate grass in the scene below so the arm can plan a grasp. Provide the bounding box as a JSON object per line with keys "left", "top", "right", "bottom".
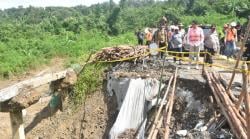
{"left": 0, "top": 29, "right": 136, "bottom": 104}
{"left": 0, "top": 31, "right": 136, "bottom": 79}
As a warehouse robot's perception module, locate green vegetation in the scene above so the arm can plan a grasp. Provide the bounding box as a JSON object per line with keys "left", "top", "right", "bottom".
{"left": 0, "top": 0, "right": 249, "bottom": 78}
{"left": 0, "top": 0, "right": 249, "bottom": 103}
{"left": 72, "top": 63, "right": 107, "bottom": 104}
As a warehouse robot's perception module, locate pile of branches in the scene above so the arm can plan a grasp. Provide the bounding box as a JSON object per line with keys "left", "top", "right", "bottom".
{"left": 94, "top": 45, "right": 148, "bottom": 61}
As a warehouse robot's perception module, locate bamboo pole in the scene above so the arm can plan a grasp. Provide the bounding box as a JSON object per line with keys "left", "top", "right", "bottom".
{"left": 236, "top": 92, "right": 245, "bottom": 110}
{"left": 218, "top": 74, "right": 238, "bottom": 102}
{"left": 212, "top": 73, "right": 247, "bottom": 128}
{"left": 164, "top": 69, "right": 178, "bottom": 139}
{"left": 211, "top": 72, "right": 247, "bottom": 133}
{"left": 226, "top": 18, "right": 250, "bottom": 92}
{"left": 242, "top": 62, "right": 250, "bottom": 138}
{"left": 152, "top": 101, "right": 170, "bottom": 139}
{"left": 152, "top": 116, "right": 164, "bottom": 139}
{"left": 205, "top": 70, "right": 246, "bottom": 139}
{"left": 147, "top": 75, "right": 174, "bottom": 139}
{"left": 202, "top": 49, "right": 207, "bottom": 74}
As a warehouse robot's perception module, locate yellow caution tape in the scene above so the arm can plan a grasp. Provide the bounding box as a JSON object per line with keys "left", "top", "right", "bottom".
{"left": 96, "top": 47, "right": 250, "bottom": 72}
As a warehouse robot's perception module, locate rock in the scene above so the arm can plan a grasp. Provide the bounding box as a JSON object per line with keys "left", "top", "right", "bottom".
{"left": 194, "top": 120, "right": 204, "bottom": 130}
{"left": 176, "top": 130, "right": 188, "bottom": 137}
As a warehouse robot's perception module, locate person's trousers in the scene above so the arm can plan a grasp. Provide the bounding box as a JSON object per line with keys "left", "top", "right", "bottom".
{"left": 146, "top": 41, "right": 151, "bottom": 45}
{"left": 159, "top": 42, "right": 166, "bottom": 58}
{"left": 138, "top": 39, "right": 143, "bottom": 45}
{"left": 172, "top": 47, "right": 182, "bottom": 62}
{"left": 205, "top": 47, "right": 215, "bottom": 64}
{"left": 189, "top": 45, "right": 200, "bottom": 63}
{"left": 225, "top": 41, "right": 236, "bottom": 57}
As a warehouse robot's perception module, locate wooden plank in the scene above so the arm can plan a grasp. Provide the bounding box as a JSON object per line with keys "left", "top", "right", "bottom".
{"left": 0, "top": 69, "right": 74, "bottom": 102}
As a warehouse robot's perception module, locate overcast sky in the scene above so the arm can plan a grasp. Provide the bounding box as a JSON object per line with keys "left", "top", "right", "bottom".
{"left": 0, "top": 0, "right": 120, "bottom": 9}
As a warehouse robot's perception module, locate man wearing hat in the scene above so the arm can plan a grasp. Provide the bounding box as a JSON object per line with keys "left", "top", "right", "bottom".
{"left": 204, "top": 24, "right": 220, "bottom": 65}
{"left": 155, "top": 26, "right": 167, "bottom": 58}
{"left": 178, "top": 23, "right": 185, "bottom": 37}
{"left": 171, "top": 26, "right": 183, "bottom": 64}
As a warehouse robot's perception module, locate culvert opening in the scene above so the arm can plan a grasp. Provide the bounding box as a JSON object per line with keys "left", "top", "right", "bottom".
{"left": 104, "top": 61, "right": 234, "bottom": 139}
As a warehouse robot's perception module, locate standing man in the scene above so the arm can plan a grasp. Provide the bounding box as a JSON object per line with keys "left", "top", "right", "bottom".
{"left": 224, "top": 22, "right": 237, "bottom": 59}
{"left": 136, "top": 29, "right": 144, "bottom": 45}
{"left": 145, "top": 28, "right": 153, "bottom": 46}
{"left": 204, "top": 24, "right": 220, "bottom": 65}
{"left": 167, "top": 25, "right": 175, "bottom": 51}
{"left": 178, "top": 23, "right": 186, "bottom": 37}
{"left": 171, "top": 26, "right": 183, "bottom": 64}
{"left": 155, "top": 26, "right": 167, "bottom": 58}
{"left": 187, "top": 20, "right": 204, "bottom": 69}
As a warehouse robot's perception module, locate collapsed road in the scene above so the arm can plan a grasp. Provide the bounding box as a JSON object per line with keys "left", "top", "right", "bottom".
{"left": 0, "top": 45, "right": 249, "bottom": 139}
{"left": 105, "top": 59, "right": 234, "bottom": 139}
{"left": 95, "top": 44, "right": 249, "bottom": 139}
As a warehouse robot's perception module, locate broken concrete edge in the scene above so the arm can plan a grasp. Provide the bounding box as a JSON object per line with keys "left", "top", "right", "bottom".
{"left": 0, "top": 67, "right": 79, "bottom": 112}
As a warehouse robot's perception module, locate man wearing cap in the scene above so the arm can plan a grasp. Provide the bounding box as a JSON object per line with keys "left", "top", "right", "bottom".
{"left": 156, "top": 26, "right": 167, "bottom": 58}
{"left": 178, "top": 23, "right": 185, "bottom": 37}
{"left": 171, "top": 26, "right": 183, "bottom": 64}
{"left": 204, "top": 24, "right": 220, "bottom": 65}
{"left": 187, "top": 20, "right": 204, "bottom": 69}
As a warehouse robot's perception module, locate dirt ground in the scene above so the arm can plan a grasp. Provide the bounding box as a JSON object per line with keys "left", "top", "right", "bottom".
{"left": 26, "top": 88, "right": 117, "bottom": 139}
{"left": 0, "top": 88, "right": 117, "bottom": 139}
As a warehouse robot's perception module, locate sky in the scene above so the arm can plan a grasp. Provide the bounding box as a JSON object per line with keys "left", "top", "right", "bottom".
{"left": 0, "top": 0, "right": 120, "bottom": 9}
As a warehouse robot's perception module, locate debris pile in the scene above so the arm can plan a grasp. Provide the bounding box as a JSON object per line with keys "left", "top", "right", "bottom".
{"left": 103, "top": 53, "right": 242, "bottom": 138}
{"left": 94, "top": 45, "right": 148, "bottom": 61}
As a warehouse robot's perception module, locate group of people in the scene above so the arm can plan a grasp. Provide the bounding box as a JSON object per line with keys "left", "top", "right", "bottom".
{"left": 135, "top": 19, "right": 244, "bottom": 70}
